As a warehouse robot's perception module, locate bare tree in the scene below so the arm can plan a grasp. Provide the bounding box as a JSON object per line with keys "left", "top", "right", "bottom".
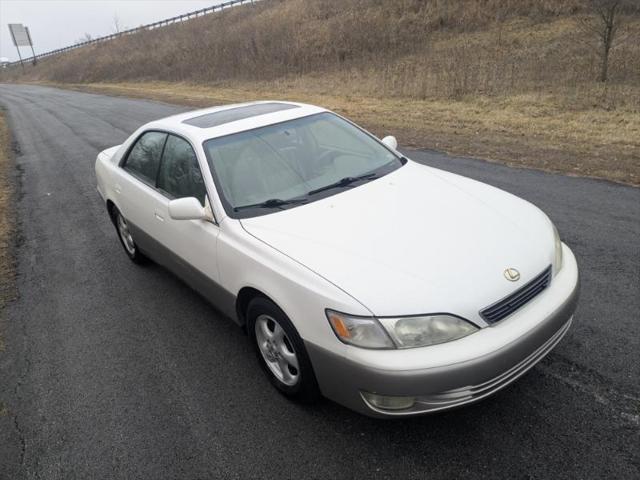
{"left": 112, "top": 14, "right": 123, "bottom": 34}
{"left": 578, "top": 0, "right": 637, "bottom": 82}
{"left": 75, "top": 33, "right": 93, "bottom": 45}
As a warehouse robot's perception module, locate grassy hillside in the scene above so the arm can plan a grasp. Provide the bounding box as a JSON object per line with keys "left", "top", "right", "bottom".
{"left": 3, "top": 0, "right": 639, "bottom": 183}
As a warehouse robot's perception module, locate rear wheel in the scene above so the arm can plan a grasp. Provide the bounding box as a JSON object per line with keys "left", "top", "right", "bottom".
{"left": 247, "top": 297, "right": 320, "bottom": 403}
{"left": 113, "top": 207, "right": 147, "bottom": 264}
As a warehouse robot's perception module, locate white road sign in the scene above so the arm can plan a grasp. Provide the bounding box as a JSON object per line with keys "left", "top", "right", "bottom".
{"left": 9, "top": 24, "right": 32, "bottom": 47}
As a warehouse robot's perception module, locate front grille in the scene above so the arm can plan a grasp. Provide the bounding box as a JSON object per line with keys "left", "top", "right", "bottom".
{"left": 480, "top": 266, "right": 552, "bottom": 324}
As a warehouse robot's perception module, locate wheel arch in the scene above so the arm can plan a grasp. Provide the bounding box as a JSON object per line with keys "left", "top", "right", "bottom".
{"left": 106, "top": 199, "right": 117, "bottom": 225}
{"left": 236, "top": 286, "right": 279, "bottom": 327}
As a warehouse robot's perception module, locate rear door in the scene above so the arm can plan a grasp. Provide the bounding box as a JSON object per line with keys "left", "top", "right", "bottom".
{"left": 112, "top": 130, "right": 168, "bottom": 255}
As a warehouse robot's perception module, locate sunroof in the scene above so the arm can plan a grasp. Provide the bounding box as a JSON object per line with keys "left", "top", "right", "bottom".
{"left": 183, "top": 103, "right": 299, "bottom": 128}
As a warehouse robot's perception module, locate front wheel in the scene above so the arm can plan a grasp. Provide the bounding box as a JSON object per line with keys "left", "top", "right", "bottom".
{"left": 247, "top": 297, "right": 320, "bottom": 403}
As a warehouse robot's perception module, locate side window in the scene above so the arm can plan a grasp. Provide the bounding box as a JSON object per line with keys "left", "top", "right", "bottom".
{"left": 157, "top": 135, "right": 207, "bottom": 206}
{"left": 123, "top": 131, "right": 167, "bottom": 184}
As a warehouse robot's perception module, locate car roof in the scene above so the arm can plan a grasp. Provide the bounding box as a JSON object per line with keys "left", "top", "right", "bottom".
{"left": 144, "top": 101, "right": 328, "bottom": 143}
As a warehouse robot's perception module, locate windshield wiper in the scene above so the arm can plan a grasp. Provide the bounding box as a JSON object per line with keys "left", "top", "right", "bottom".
{"left": 307, "top": 172, "right": 378, "bottom": 196}
{"left": 233, "top": 198, "right": 308, "bottom": 212}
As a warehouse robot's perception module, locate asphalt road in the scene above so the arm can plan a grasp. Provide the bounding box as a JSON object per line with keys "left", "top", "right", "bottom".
{"left": 0, "top": 84, "right": 638, "bottom": 480}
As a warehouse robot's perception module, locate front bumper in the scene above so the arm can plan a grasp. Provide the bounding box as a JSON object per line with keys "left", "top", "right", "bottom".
{"left": 306, "top": 244, "right": 580, "bottom": 418}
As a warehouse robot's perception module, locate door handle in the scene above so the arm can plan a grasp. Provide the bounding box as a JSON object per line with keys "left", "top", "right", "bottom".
{"left": 154, "top": 212, "right": 165, "bottom": 222}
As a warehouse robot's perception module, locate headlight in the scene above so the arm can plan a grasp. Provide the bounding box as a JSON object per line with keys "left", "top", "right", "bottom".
{"left": 326, "top": 310, "right": 394, "bottom": 349}
{"left": 326, "top": 311, "right": 477, "bottom": 349}
{"left": 552, "top": 223, "right": 563, "bottom": 275}
{"left": 378, "top": 315, "right": 478, "bottom": 348}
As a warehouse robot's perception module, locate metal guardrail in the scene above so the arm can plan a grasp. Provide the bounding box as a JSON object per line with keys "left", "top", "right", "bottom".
{"left": 5, "top": 0, "right": 259, "bottom": 69}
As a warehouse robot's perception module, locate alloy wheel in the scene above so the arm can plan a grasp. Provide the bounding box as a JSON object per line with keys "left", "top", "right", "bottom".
{"left": 116, "top": 213, "right": 136, "bottom": 256}
{"left": 255, "top": 314, "right": 300, "bottom": 386}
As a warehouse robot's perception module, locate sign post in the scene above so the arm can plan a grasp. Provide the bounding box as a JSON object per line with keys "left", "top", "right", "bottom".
{"left": 8, "top": 24, "right": 35, "bottom": 70}
{"left": 26, "top": 27, "right": 37, "bottom": 65}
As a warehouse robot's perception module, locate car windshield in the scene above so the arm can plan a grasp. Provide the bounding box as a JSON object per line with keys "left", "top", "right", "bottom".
{"left": 203, "top": 112, "right": 404, "bottom": 218}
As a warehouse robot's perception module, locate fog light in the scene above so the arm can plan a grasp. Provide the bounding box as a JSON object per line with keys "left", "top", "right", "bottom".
{"left": 361, "top": 391, "right": 415, "bottom": 411}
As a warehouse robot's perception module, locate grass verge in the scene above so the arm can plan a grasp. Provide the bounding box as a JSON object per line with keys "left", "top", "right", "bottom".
{"left": 0, "top": 110, "right": 16, "bottom": 350}
{"left": 54, "top": 81, "right": 639, "bottom": 186}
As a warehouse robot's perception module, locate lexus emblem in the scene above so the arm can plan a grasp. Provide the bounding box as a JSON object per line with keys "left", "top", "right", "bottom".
{"left": 504, "top": 268, "right": 520, "bottom": 282}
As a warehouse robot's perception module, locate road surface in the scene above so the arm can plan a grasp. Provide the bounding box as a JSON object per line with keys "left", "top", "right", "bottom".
{"left": 0, "top": 84, "right": 638, "bottom": 479}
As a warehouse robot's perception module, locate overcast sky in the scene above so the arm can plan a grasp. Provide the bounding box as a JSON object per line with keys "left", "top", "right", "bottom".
{"left": 0, "top": 0, "right": 225, "bottom": 62}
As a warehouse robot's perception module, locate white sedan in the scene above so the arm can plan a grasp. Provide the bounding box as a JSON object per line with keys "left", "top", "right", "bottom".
{"left": 95, "top": 101, "right": 579, "bottom": 417}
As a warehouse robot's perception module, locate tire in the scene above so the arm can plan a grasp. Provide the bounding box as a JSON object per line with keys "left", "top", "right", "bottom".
{"left": 247, "top": 297, "right": 320, "bottom": 403}
{"left": 112, "top": 207, "right": 148, "bottom": 265}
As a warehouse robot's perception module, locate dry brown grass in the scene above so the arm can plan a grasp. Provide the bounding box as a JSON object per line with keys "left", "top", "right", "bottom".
{"left": 4, "top": 0, "right": 639, "bottom": 94}
{"left": 0, "top": 111, "right": 16, "bottom": 350}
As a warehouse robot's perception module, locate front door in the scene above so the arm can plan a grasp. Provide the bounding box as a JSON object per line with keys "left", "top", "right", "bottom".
{"left": 153, "top": 134, "right": 222, "bottom": 292}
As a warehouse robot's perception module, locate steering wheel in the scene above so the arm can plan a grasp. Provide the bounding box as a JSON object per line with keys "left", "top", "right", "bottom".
{"left": 314, "top": 149, "right": 338, "bottom": 171}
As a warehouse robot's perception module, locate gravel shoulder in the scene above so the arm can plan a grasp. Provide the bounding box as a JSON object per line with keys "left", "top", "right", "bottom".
{"left": 0, "top": 109, "right": 18, "bottom": 348}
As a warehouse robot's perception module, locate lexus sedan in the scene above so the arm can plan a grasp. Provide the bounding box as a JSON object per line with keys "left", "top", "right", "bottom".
{"left": 95, "top": 101, "right": 579, "bottom": 417}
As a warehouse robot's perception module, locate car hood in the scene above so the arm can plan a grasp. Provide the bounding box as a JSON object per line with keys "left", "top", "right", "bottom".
{"left": 240, "top": 161, "right": 556, "bottom": 323}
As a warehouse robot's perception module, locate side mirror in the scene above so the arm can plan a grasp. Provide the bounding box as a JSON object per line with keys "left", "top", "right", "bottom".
{"left": 168, "top": 197, "right": 205, "bottom": 220}
{"left": 381, "top": 135, "right": 398, "bottom": 150}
